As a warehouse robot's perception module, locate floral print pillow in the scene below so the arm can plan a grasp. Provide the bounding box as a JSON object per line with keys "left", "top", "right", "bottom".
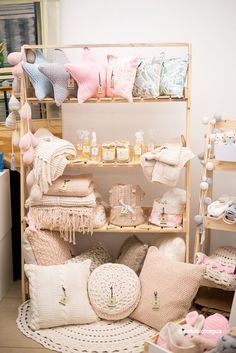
{"left": 132, "top": 53, "right": 164, "bottom": 98}
{"left": 160, "top": 54, "right": 189, "bottom": 97}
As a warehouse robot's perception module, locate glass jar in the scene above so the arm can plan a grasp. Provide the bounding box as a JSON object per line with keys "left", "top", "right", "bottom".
{"left": 116, "top": 141, "right": 130, "bottom": 163}
{"left": 102, "top": 142, "right": 116, "bottom": 163}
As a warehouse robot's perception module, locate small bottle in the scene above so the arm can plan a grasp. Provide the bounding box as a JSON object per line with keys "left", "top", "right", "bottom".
{"left": 102, "top": 142, "right": 116, "bottom": 163}
{"left": 133, "top": 130, "right": 145, "bottom": 161}
{"left": 76, "top": 129, "right": 84, "bottom": 159}
{"left": 116, "top": 141, "right": 130, "bottom": 163}
{"left": 82, "top": 130, "right": 91, "bottom": 160}
{"left": 90, "top": 132, "right": 100, "bottom": 162}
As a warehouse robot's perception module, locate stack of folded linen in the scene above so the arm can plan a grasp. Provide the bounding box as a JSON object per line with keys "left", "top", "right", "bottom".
{"left": 207, "top": 195, "right": 236, "bottom": 224}
{"left": 26, "top": 174, "right": 107, "bottom": 244}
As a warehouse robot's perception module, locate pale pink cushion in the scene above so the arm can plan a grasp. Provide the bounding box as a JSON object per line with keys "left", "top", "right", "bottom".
{"left": 64, "top": 47, "right": 106, "bottom": 103}
{"left": 106, "top": 55, "right": 140, "bottom": 102}
{"left": 130, "top": 247, "right": 205, "bottom": 331}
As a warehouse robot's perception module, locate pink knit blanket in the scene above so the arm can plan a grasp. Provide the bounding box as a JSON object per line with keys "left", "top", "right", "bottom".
{"left": 28, "top": 206, "right": 94, "bottom": 244}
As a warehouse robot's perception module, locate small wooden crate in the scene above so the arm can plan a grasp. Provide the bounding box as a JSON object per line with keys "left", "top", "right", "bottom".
{"left": 144, "top": 335, "right": 171, "bottom": 353}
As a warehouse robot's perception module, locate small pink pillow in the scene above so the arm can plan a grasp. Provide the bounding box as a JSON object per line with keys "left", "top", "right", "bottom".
{"left": 64, "top": 47, "right": 106, "bottom": 103}
{"left": 106, "top": 55, "right": 140, "bottom": 102}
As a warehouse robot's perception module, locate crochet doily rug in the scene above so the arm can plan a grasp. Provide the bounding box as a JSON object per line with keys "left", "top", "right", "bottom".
{"left": 17, "top": 301, "right": 156, "bottom": 353}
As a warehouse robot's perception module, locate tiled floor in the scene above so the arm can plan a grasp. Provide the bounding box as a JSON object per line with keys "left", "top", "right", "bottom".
{"left": 0, "top": 281, "right": 52, "bottom": 353}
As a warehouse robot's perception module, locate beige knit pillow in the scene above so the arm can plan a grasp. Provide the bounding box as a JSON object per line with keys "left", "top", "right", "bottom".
{"left": 25, "top": 228, "right": 72, "bottom": 266}
{"left": 116, "top": 235, "right": 148, "bottom": 273}
{"left": 88, "top": 263, "right": 141, "bottom": 320}
{"left": 66, "top": 243, "right": 111, "bottom": 272}
{"left": 130, "top": 247, "right": 205, "bottom": 330}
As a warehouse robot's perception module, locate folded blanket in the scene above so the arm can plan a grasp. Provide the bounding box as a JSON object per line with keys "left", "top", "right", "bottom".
{"left": 25, "top": 192, "right": 97, "bottom": 208}
{"left": 141, "top": 143, "right": 194, "bottom": 186}
{"left": 33, "top": 131, "right": 76, "bottom": 194}
{"left": 45, "top": 174, "right": 94, "bottom": 197}
{"left": 27, "top": 206, "right": 94, "bottom": 244}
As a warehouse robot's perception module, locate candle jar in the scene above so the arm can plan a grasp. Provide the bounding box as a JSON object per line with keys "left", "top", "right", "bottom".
{"left": 102, "top": 142, "right": 116, "bottom": 163}
{"left": 116, "top": 141, "right": 130, "bottom": 163}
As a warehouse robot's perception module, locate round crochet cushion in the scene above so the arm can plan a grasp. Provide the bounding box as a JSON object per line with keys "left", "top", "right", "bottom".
{"left": 88, "top": 263, "right": 141, "bottom": 320}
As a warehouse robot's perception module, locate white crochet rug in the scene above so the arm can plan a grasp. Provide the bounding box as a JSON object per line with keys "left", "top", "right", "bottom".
{"left": 17, "top": 301, "right": 156, "bottom": 353}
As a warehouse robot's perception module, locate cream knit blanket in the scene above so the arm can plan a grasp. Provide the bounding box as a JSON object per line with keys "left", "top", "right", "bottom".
{"left": 33, "top": 135, "right": 76, "bottom": 194}
{"left": 25, "top": 193, "right": 97, "bottom": 208}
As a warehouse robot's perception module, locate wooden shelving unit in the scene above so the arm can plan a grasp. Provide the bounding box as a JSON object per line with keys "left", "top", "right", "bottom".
{"left": 194, "top": 119, "right": 236, "bottom": 313}
{"left": 20, "top": 42, "right": 192, "bottom": 300}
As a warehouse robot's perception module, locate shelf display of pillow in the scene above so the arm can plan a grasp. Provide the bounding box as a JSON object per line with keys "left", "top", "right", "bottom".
{"left": 106, "top": 55, "right": 140, "bottom": 102}
{"left": 64, "top": 47, "right": 106, "bottom": 103}
{"left": 153, "top": 236, "right": 186, "bottom": 262}
{"left": 88, "top": 263, "right": 141, "bottom": 320}
{"left": 159, "top": 54, "right": 189, "bottom": 97}
{"left": 24, "top": 228, "right": 72, "bottom": 266}
{"left": 195, "top": 246, "right": 236, "bottom": 290}
{"left": 24, "top": 261, "right": 99, "bottom": 330}
{"left": 22, "top": 49, "right": 54, "bottom": 100}
{"left": 38, "top": 48, "right": 78, "bottom": 106}
{"left": 116, "top": 235, "right": 148, "bottom": 273}
{"left": 132, "top": 53, "right": 164, "bottom": 98}
{"left": 66, "top": 243, "right": 111, "bottom": 272}
{"left": 130, "top": 247, "right": 205, "bottom": 331}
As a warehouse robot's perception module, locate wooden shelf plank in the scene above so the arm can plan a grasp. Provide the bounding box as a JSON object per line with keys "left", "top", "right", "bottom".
{"left": 26, "top": 96, "right": 187, "bottom": 104}
{"left": 92, "top": 223, "right": 185, "bottom": 233}
{"left": 68, "top": 160, "right": 141, "bottom": 167}
{"left": 212, "top": 159, "right": 236, "bottom": 171}
{"left": 205, "top": 216, "right": 236, "bottom": 232}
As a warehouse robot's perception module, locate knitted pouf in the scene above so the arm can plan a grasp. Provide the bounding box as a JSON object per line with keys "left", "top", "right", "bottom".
{"left": 88, "top": 263, "right": 141, "bottom": 320}
{"left": 17, "top": 301, "right": 156, "bottom": 353}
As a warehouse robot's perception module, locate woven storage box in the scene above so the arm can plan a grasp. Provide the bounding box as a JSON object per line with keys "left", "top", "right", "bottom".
{"left": 88, "top": 263, "right": 141, "bottom": 320}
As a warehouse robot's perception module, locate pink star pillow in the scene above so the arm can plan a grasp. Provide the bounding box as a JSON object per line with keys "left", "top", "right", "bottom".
{"left": 64, "top": 47, "right": 106, "bottom": 103}
{"left": 106, "top": 55, "right": 140, "bottom": 102}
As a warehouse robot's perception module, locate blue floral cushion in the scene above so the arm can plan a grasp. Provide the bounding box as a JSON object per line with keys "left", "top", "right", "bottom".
{"left": 159, "top": 54, "right": 189, "bottom": 97}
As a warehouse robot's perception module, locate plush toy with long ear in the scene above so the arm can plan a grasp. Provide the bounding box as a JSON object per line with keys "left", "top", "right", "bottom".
{"left": 208, "top": 328, "right": 236, "bottom": 353}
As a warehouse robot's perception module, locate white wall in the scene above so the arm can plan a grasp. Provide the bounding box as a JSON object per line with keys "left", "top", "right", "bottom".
{"left": 59, "top": 0, "right": 236, "bottom": 258}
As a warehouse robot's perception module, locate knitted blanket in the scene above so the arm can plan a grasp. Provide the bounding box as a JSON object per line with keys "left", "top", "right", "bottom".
{"left": 25, "top": 192, "right": 97, "bottom": 208}
{"left": 33, "top": 135, "right": 76, "bottom": 194}
{"left": 28, "top": 206, "right": 94, "bottom": 244}
{"left": 45, "top": 174, "right": 94, "bottom": 197}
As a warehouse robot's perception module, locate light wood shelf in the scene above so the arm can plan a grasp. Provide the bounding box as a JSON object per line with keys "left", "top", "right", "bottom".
{"left": 26, "top": 96, "right": 187, "bottom": 104}
{"left": 20, "top": 42, "right": 192, "bottom": 301}
{"left": 205, "top": 216, "right": 236, "bottom": 232}
{"left": 211, "top": 159, "right": 236, "bottom": 171}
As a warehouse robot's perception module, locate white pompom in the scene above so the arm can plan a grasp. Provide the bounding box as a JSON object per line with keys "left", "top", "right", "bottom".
{"left": 5, "top": 112, "right": 16, "bottom": 129}
{"left": 206, "top": 162, "right": 214, "bottom": 171}
{"left": 12, "top": 130, "right": 20, "bottom": 147}
{"left": 202, "top": 116, "right": 209, "bottom": 125}
{"left": 9, "top": 94, "right": 21, "bottom": 111}
{"left": 210, "top": 119, "right": 216, "bottom": 125}
{"left": 30, "top": 184, "right": 42, "bottom": 201}
{"left": 194, "top": 215, "right": 203, "bottom": 224}
{"left": 26, "top": 170, "right": 35, "bottom": 186}
{"left": 200, "top": 181, "right": 209, "bottom": 190}
{"left": 20, "top": 101, "right": 31, "bottom": 120}
{"left": 23, "top": 146, "right": 34, "bottom": 165}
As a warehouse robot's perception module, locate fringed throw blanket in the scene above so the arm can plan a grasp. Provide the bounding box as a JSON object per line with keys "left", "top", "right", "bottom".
{"left": 28, "top": 206, "right": 94, "bottom": 244}
{"left": 33, "top": 135, "right": 76, "bottom": 194}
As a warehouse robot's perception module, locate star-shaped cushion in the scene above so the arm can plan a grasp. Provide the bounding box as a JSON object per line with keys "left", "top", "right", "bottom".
{"left": 64, "top": 47, "right": 106, "bottom": 103}
{"left": 38, "top": 49, "right": 78, "bottom": 106}
{"left": 22, "top": 49, "right": 54, "bottom": 101}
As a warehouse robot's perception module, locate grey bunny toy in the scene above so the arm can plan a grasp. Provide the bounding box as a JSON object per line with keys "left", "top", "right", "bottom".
{"left": 209, "top": 328, "right": 236, "bottom": 353}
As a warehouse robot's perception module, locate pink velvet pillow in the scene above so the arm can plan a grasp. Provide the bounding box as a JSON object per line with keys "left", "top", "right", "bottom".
{"left": 130, "top": 247, "right": 205, "bottom": 331}
{"left": 64, "top": 47, "right": 106, "bottom": 103}
{"left": 106, "top": 55, "right": 140, "bottom": 102}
